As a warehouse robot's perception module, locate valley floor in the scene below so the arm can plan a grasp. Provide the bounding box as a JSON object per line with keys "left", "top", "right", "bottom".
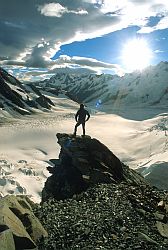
{"left": 0, "top": 97, "right": 167, "bottom": 202}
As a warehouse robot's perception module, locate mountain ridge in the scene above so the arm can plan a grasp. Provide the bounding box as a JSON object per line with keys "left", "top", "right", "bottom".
{"left": 35, "top": 61, "right": 168, "bottom": 110}
{"left": 0, "top": 67, "right": 55, "bottom": 117}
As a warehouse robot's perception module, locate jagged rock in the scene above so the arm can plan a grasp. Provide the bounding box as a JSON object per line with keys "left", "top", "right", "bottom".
{"left": 158, "top": 200, "right": 165, "bottom": 208}
{"left": 0, "top": 192, "right": 4, "bottom": 198}
{"left": 156, "top": 221, "right": 168, "bottom": 238}
{"left": 154, "top": 212, "right": 165, "bottom": 221}
{"left": 42, "top": 155, "right": 87, "bottom": 201}
{"left": 0, "top": 229, "right": 15, "bottom": 250}
{"left": 0, "top": 195, "right": 48, "bottom": 249}
{"left": 35, "top": 95, "right": 53, "bottom": 109}
{"left": 138, "top": 232, "right": 159, "bottom": 245}
{"left": 0, "top": 76, "right": 24, "bottom": 108}
{"left": 0, "top": 203, "right": 36, "bottom": 249}
{"left": 0, "top": 67, "right": 55, "bottom": 115}
{"left": 42, "top": 133, "right": 148, "bottom": 202}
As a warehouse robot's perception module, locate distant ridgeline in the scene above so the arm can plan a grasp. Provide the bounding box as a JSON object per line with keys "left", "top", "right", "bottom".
{"left": 1, "top": 61, "right": 167, "bottom": 116}
{"left": 35, "top": 61, "right": 168, "bottom": 108}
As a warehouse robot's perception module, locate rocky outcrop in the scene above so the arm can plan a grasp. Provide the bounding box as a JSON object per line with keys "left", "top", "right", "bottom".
{"left": 35, "top": 133, "right": 168, "bottom": 249}
{"left": 35, "top": 95, "right": 55, "bottom": 109}
{"left": 42, "top": 133, "right": 147, "bottom": 202}
{"left": 0, "top": 195, "right": 48, "bottom": 249}
{"left": 0, "top": 74, "right": 25, "bottom": 109}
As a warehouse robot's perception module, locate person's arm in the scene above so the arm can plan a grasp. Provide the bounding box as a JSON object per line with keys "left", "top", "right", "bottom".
{"left": 86, "top": 111, "right": 90, "bottom": 121}
{"left": 75, "top": 110, "right": 79, "bottom": 122}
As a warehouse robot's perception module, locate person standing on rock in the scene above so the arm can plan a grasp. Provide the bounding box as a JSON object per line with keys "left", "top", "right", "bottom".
{"left": 73, "top": 104, "right": 90, "bottom": 136}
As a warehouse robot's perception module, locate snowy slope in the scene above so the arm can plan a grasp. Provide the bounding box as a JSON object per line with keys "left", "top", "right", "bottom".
{"left": 0, "top": 105, "right": 167, "bottom": 202}
{"left": 0, "top": 67, "right": 55, "bottom": 117}
{"left": 35, "top": 61, "right": 168, "bottom": 109}
{"left": 0, "top": 63, "right": 167, "bottom": 201}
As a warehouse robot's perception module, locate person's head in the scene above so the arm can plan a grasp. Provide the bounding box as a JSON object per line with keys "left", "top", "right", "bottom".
{"left": 80, "top": 103, "right": 84, "bottom": 109}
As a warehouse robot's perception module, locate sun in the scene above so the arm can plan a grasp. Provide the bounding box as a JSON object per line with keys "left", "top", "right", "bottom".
{"left": 121, "top": 38, "right": 153, "bottom": 71}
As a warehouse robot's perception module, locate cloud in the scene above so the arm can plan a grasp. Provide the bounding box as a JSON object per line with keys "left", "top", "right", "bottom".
{"left": 14, "top": 66, "right": 98, "bottom": 82}
{"left": 5, "top": 55, "right": 124, "bottom": 81}
{"left": 38, "top": 3, "right": 67, "bottom": 17}
{"left": 38, "top": 3, "right": 88, "bottom": 17}
{"left": 0, "top": 56, "right": 10, "bottom": 61}
{"left": 24, "top": 41, "right": 53, "bottom": 68}
{"left": 138, "top": 16, "right": 168, "bottom": 33}
{"left": 154, "top": 49, "right": 164, "bottom": 53}
{"left": 37, "top": 66, "right": 97, "bottom": 75}
{"left": 1, "top": 0, "right": 168, "bottom": 79}
{"left": 0, "top": 60, "right": 24, "bottom": 66}
{"left": 54, "top": 55, "right": 121, "bottom": 71}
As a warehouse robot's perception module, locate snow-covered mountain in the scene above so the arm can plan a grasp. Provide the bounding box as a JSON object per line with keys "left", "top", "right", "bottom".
{"left": 0, "top": 67, "right": 55, "bottom": 117}
{"left": 0, "top": 64, "right": 167, "bottom": 201}
{"left": 36, "top": 62, "right": 168, "bottom": 109}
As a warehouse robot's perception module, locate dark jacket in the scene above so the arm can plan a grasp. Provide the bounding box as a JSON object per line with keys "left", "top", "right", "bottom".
{"left": 75, "top": 108, "right": 90, "bottom": 123}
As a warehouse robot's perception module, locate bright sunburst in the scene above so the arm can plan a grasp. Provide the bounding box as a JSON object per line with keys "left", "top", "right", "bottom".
{"left": 121, "top": 38, "right": 153, "bottom": 71}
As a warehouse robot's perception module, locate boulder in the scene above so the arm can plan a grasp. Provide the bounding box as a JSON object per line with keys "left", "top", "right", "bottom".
{"left": 0, "top": 203, "right": 36, "bottom": 249}
{"left": 156, "top": 221, "right": 168, "bottom": 238}
{"left": 0, "top": 229, "right": 15, "bottom": 250}
{"left": 42, "top": 133, "right": 148, "bottom": 202}
{"left": 0, "top": 195, "right": 48, "bottom": 249}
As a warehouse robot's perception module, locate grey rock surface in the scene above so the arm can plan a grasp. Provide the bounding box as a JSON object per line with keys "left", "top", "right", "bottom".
{"left": 42, "top": 133, "right": 147, "bottom": 202}
{"left": 0, "top": 195, "right": 48, "bottom": 249}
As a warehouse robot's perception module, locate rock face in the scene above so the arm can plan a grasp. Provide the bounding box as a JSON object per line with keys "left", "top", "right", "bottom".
{"left": 42, "top": 133, "right": 146, "bottom": 202}
{"left": 0, "top": 67, "right": 55, "bottom": 116}
{"left": 37, "top": 133, "right": 168, "bottom": 249}
{"left": 0, "top": 195, "right": 48, "bottom": 249}
{"left": 0, "top": 229, "right": 15, "bottom": 250}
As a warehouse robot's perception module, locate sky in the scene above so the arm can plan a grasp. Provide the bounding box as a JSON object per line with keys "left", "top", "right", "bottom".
{"left": 0, "top": 0, "right": 168, "bottom": 81}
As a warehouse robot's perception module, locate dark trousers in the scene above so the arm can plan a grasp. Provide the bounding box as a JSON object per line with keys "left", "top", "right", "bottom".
{"left": 74, "top": 121, "right": 85, "bottom": 135}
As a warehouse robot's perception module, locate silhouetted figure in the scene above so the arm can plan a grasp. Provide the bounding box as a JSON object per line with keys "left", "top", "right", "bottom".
{"left": 74, "top": 104, "right": 90, "bottom": 136}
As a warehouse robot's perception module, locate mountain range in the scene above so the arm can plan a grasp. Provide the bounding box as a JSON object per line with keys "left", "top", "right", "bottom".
{"left": 0, "top": 62, "right": 167, "bottom": 117}
{"left": 35, "top": 61, "right": 168, "bottom": 110}
{"left": 0, "top": 63, "right": 167, "bottom": 201}
{"left": 0, "top": 67, "right": 54, "bottom": 117}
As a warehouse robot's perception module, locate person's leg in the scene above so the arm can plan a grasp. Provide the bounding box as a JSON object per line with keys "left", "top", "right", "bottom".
{"left": 74, "top": 121, "right": 81, "bottom": 135}
{"left": 82, "top": 122, "right": 85, "bottom": 136}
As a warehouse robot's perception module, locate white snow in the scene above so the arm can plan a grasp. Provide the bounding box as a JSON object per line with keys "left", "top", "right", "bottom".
{"left": 36, "top": 61, "right": 168, "bottom": 108}
{"left": 0, "top": 94, "right": 167, "bottom": 203}
{"left": 0, "top": 63, "right": 168, "bottom": 202}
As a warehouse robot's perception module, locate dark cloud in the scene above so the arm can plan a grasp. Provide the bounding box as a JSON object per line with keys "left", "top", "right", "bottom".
{"left": 0, "top": 60, "right": 24, "bottom": 66}
{"left": 0, "top": 56, "right": 10, "bottom": 60}
{"left": 0, "top": 0, "right": 121, "bottom": 66}
{"left": 0, "top": 0, "right": 168, "bottom": 77}
{"left": 24, "top": 42, "right": 51, "bottom": 68}
{"left": 129, "top": 0, "right": 149, "bottom": 4}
